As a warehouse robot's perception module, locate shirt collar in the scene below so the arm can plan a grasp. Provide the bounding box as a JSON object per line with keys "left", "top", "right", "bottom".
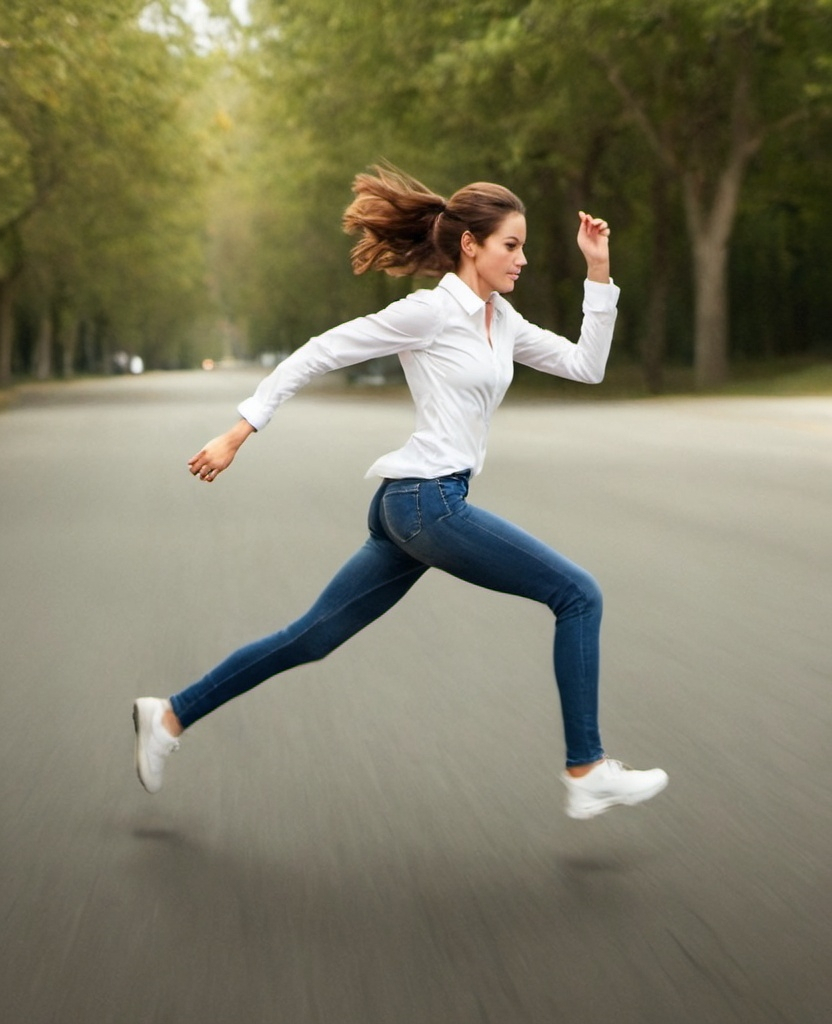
{"left": 437, "top": 272, "right": 496, "bottom": 315}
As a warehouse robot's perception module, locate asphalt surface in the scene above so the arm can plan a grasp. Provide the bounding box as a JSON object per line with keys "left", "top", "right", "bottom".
{"left": 2, "top": 369, "right": 831, "bottom": 1024}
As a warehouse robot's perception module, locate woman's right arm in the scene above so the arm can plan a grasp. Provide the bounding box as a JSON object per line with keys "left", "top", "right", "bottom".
{"left": 236, "top": 293, "right": 440, "bottom": 431}
{"left": 189, "top": 292, "right": 441, "bottom": 481}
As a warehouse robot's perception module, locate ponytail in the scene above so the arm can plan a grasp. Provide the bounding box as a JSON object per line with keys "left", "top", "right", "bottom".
{"left": 343, "top": 165, "right": 449, "bottom": 278}
{"left": 343, "top": 164, "right": 525, "bottom": 279}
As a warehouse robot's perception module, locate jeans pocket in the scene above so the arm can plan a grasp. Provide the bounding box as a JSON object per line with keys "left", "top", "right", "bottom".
{"left": 381, "top": 485, "right": 422, "bottom": 544}
{"left": 435, "top": 476, "right": 466, "bottom": 517}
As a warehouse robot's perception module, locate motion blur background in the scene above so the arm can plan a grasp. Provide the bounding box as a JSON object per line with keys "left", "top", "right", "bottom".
{"left": 2, "top": 4, "right": 832, "bottom": 1023}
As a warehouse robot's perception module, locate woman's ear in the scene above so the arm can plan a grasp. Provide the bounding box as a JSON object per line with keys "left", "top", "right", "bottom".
{"left": 460, "top": 230, "right": 479, "bottom": 259}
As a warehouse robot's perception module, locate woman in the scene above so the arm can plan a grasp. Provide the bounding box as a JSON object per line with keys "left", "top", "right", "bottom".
{"left": 133, "top": 166, "right": 667, "bottom": 820}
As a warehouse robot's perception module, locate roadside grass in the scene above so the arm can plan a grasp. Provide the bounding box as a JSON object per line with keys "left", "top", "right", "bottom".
{"left": 715, "top": 359, "right": 832, "bottom": 397}
{"left": 2, "top": 357, "right": 831, "bottom": 412}
{"left": 506, "top": 357, "right": 832, "bottom": 402}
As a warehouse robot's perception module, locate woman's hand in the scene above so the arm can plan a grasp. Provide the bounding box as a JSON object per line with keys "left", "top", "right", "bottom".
{"left": 188, "top": 419, "right": 255, "bottom": 482}
{"left": 577, "top": 211, "right": 611, "bottom": 283}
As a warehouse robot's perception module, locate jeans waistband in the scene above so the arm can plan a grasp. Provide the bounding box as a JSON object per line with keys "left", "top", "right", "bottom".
{"left": 383, "top": 470, "right": 471, "bottom": 484}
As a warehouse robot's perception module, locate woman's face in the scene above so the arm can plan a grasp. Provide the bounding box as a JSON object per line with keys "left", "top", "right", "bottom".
{"left": 459, "top": 212, "right": 528, "bottom": 300}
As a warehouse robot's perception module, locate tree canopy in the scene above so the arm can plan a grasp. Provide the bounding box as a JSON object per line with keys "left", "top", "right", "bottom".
{"left": 1, "top": 0, "right": 830, "bottom": 389}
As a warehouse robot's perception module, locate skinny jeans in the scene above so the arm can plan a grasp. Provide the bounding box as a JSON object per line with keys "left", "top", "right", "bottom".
{"left": 170, "top": 473, "right": 605, "bottom": 767}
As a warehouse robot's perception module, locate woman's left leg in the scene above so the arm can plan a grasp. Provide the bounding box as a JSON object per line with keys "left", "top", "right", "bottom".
{"left": 134, "top": 482, "right": 429, "bottom": 793}
{"left": 169, "top": 493, "right": 429, "bottom": 729}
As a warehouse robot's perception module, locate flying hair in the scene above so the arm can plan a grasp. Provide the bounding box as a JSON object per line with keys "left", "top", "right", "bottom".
{"left": 343, "top": 164, "right": 525, "bottom": 279}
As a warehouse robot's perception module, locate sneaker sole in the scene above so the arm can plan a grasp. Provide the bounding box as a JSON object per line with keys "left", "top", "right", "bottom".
{"left": 566, "top": 773, "right": 669, "bottom": 820}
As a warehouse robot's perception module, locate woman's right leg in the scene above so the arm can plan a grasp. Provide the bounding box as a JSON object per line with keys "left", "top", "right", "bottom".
{"left": 375, "top": 474, "right": 667, "bottom": 818}
{"left": 169, "top": 489, "right": 428, "bottom": 729}
{"left": 378, "top": 474, "right": 604, "bottom": 768}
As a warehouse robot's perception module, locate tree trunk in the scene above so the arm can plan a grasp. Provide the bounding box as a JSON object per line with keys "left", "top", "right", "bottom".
{"left": 80, "top": 319, "right": 96, "bottom": 373}
{"left": 58, "top": 314, "right": 80, "bottom": 378}
{"left": 682, "top": 153, "right": 748, "bottom": 390}
{"left": 0, "top": 276, "right": 15, "bottom": 389}
{"left": 33, "top": 311, "right": 54, "bottom": 381}
{"left": 641, "top": 169, "right": 672, "bottom": 393}
{"left": 690, "top": 233, "right": 730, "bottom": 389}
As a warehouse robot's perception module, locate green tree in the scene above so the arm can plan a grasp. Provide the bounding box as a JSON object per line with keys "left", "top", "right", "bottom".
{"left": 238, "top": 0, "right": 832, "bottom": 388}
{"left": 550, "top": 0, "right": 832, "bottom": 387}
{"left": 0, "top": 0, "right": 212, "bottom": 382}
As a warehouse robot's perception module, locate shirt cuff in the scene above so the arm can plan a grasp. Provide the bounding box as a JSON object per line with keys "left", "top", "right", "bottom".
{"left": 583, "top": 277, "right": 620, "bottom": 310}
{"left": 237, "top": 397, "right": 269, "bottom": 432}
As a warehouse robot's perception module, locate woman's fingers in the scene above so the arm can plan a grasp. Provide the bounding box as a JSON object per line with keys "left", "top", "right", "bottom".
{"left": 188, "top": 450, "right": 207, "bottom": 475}
{"left": 187, "top": 425, "right": 249, "bottom": 482}
{"left": 578, "top": 211, "right": 610, "bottom": 236}
{"left": 188, "top": 447, "right": 221, "bottom": 481}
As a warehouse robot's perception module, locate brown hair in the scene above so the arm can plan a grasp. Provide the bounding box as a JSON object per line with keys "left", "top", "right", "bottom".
{"left": 343, "top": 164, "right": 525, "bottom": 278}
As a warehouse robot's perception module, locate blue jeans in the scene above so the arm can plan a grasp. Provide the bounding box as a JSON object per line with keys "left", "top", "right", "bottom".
{"left": 170, "top": 473, "right": 604, "bottom": 766}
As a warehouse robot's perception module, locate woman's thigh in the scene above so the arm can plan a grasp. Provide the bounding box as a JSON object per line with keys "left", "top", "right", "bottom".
{"left": 379, "top": 476, "right": 600, "bottom": 610}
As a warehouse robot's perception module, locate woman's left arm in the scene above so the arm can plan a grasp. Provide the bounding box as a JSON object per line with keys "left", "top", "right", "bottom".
{"left": 511, "top": 211, "right": 618, "bottom": 384}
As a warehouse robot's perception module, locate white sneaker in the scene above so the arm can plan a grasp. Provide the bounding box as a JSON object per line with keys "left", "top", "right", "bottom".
{"left": 133, "top": 697, "right": 180, "bottom": 794}
{"left": 561, "top": 758, "right": 668, "bottom": 819}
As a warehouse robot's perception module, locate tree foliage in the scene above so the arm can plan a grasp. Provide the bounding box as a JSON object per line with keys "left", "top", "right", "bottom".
{"left": 552, "top": 0, "right": 832, "bottom": 385}
{"left": 237, "top": 0, "right": 832, "bottom": 388}
{"left": 0, "top": 0, "right": 211, "bottom": 382}
{"left": 1, "top": 0, "right": 830, "bottom": 389}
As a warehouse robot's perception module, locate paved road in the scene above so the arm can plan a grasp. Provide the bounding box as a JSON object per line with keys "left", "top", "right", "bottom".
{"left": 2, "top": 370, "right": 831, "bottom": 1024}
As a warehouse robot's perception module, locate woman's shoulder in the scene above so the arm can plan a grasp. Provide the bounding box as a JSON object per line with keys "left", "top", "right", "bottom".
{"left": 403, "top": 282, "right": 454, "bottom": 310}
{"left": 373, "top": 283, "right": 451, "bottom": 335}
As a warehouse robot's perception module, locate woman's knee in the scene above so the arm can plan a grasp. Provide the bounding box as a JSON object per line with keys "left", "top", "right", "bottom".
{"left": 549, "top": 568, "right": 603, "bottom": 620}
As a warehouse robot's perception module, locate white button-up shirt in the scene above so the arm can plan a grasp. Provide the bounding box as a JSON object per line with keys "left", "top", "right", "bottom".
{"left": 238, "top": 273, "right": 620, "bottom": 479}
